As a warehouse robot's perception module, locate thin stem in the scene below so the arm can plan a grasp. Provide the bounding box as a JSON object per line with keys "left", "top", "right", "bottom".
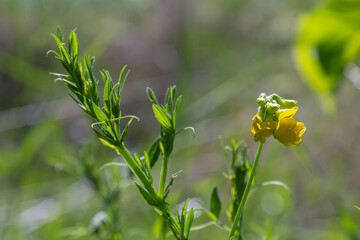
{"left": 158, "top": 155, "right": 169, "bottom": 198}
{"left": 117, "top": 145, "right": 182, "bottom": 238}
{"left": 227, "top": 143, "right": 264, "bottom": 240}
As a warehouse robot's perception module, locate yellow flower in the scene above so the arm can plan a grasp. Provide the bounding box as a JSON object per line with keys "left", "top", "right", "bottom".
{"left": 251, "top": 113, "right": 277, "bottom": 143}
{"left": 251, "top": 107, "right": 306, "bottom": 146}
{"left": 273, "top": 107, "right": 306, "bottom": 147}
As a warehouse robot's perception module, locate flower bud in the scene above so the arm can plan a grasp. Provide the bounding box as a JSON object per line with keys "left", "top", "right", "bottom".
{"left": 270, "top": 94, "right": 297, "bottom": 109}
{"left": 266, "top": 102, "right": 280, "bottom": 113}
{"left": 278, "top": 99, "right": 298, "bottom": 108}
{"left": 257, "top": 93, "right": 267, "bottom": 106}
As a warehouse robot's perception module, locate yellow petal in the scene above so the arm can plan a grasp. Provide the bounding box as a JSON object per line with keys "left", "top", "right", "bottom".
{"left": 251, "top": 113, "right": 277, "bottom": 143}
{"left": 278, "top": 107, "right": 298, "bottom": 120}
{"left": 274, "top": 117, "right": 306, "bottom": 147}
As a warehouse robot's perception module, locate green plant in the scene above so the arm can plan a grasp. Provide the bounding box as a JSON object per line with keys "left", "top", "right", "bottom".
{"left": 49, "top": 27, "right": 195, "bottom": 240}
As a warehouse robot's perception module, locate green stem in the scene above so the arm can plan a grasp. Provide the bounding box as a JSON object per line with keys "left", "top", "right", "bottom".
{"left": 117, "top": 145, "right": 182, "bottom": 238}
{"left": 158, "top": 155, "right": 169, "bottom": 198}
{"left": 117, "top": 145, "right": 160, "bottom": 201}
{"left": 227, "top": 143, "right": 264, "bottom": 240}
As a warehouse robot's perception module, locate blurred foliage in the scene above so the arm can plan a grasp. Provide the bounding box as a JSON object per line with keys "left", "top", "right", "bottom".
{"left": 294, "top": 0, "right": 360, "bottom": 113}
{"left": 1, "top": 0, "right": 360, "bottom": 239}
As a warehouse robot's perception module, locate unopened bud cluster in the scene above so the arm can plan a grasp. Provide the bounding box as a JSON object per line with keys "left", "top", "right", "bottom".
{"left": 256, "top": 93, "right": 297, "bottom": 122}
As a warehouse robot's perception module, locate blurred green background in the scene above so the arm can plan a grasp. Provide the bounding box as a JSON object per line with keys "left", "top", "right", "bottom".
{"left": 1, "top": 0, "right": 360, "bottom": 239}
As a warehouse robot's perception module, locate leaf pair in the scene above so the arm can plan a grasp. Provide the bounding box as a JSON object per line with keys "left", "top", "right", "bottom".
{"left": 147, "top": 86, "right": 181, "bottom": 131}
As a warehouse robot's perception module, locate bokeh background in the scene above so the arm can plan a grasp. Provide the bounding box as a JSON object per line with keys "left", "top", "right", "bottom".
{"left": 1, "top": 0, "right": 360, "bottom": 239}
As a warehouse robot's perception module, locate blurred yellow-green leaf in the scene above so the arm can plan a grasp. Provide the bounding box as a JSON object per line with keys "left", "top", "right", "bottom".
{"left": 294, "top": 0, "right": 360, "bottom": 112}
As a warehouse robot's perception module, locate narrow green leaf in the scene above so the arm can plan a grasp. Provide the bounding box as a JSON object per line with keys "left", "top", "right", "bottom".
{"left": 210, "top": 187, "right": 221, "bottom": 219}
{"left": 175, "top": 126, "right": 195, "bottom": 139}
{"left": 185, "top": 208, "right": 194, "bottom": 238}
{"left": 70, "top": 31, "right": 78, "bottom": 59}
{"left": 355, "top": 206, "right": 360, "bottom": 211}
{"left": 83, "top": 97, "right": 107, "bottom": 122}
{"left": 175, "top": 207, "right": 181, "bottom": 224}
{"left": 134, "top": 153, "right": 144, "bottom": 169}
{"left": 152, "top": 104, "right": 172, "bottom": 129}
{"left": 134, "top": 182, "right": 157, "bottom": 206}
{"left": 148, "top": 138, "right": 161, "bottom": 168}
{"left": 143, "top": 151, "right": 151, "bottom": 176}
{"left": 119, "top": 117, "right": 136, "bottom": 143}
{"left": 85, "top": 57, "right": 96, "bottom": 86}
{"left": 54, "top": 77, "right": 77, "bottom": 87}
{"left": 146, "top": 87, "right": 159, "bottom": 105}
{"left": 68, "top": 94, "right": 87, "bottom": 112}
{"left": 100, "top": 162, "right": 128, "bottom": 171}
{"left": 190, "top": 222, "right": 215, "bottom": 232}
{"left": 164, "top": 87, "right": 170, "bottom": 106}
{"left": 103, "top": 71, "right": 113, "bottom": 117}
{"left": 181, "top": 199, "right": 190, "bottom": 235}
{"left": 98, "top": 138, "right": 120, "bottom": 154}
{"left": 253, "top": 181, "right": 292, "bottom": 198}
{"left": 164, "top": 170, "right": 182, "bottom": 200}
{"left": 56, "top": 26, "right": 62, "bottom": 41}
{"left": 118, "top": 65, "right": 128, "bottom": 99}
{"left": 173, "top": 95, "right": 182, "bottom": 129}
{"left": 46, "top": 50, "right": 62, "bottom": 59}
{"left": 170, "top": 86, "right": 176, "bottom": 104}
{"left": 50, "top": 33, "right": 71, "bottom": 64}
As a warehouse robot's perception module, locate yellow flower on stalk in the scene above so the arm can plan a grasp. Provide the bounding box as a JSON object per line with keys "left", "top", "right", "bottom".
{"left": 273, "top": 107, "right": 306, "bottom": 147}
{"left": 251, "top": 93, "right": 306, "bottom": 147}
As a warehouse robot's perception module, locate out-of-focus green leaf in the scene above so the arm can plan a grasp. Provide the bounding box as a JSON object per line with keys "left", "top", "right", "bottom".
{"left": 252, "top": 181, "right": 292, "bottom": 198}
{"left": 294, "top": 0, "right": 360, "bottom": 112}
{"left": 184, "top": 208, "right": 194, "bottom": 238}
{"left": 99, "top": 162, "right": 128, "bottom": 171}
{"left": 0, "top": 50, "right": 51, "bottom": 91}
{"left": 210, "top": 186, "right": 221, "bottom": 219}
